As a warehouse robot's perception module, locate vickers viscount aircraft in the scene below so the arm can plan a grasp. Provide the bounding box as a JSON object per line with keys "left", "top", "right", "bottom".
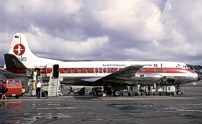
{"left": 4, "top": 33, "right": 201, "bottom": 96}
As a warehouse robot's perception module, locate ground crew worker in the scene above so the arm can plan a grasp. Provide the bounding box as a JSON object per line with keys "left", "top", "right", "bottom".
{"left": 32, "top": 81, "right": 36, "bottom": 96}
{"left": 0, "top": 81, "right": 7, "bottom": 101}
{"left": 36, "top": 80, "right": 42, "bottom": 99}
{"left": 60, "top": 84, "right": 64, "bottom": 94}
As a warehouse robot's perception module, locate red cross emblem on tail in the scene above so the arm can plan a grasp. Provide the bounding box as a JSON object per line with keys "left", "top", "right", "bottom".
{"left": 13, "top": 44, "right": 25, "bottom": 56}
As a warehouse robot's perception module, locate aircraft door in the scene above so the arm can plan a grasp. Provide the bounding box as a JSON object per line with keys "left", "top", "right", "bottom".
{"left": 53, "top": 64, "right": 59, "bottom": 78}
{"left": 34, "top": 68, "right": 40, "bottom": 76}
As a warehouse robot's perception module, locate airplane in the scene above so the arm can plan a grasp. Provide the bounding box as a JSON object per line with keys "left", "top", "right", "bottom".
{"left": 3, "top": 33, "right": 201, "bottom": 96}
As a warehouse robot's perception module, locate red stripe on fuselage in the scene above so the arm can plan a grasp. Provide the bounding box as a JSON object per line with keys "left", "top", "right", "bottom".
{"left": 6, "top": 67, "right": 197, "bottom": 75}
{"left": 6, "top": 69, "right": 26, "bottom": 74}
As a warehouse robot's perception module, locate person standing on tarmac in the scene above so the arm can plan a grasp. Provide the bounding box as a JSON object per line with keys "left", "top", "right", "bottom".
{"left": 36, "top": 80, "right": 42, "bottom": 99}
{"left": 0, "top": 81, "right": 7, "bottom": 101}
{"left": 32, "top": 80, "right": 36, "bottom": 96}
{"left": 60, "top": 84, "right": 64, "bottom": 94}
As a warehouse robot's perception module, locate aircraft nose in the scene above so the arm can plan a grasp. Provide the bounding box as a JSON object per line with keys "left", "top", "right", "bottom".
{"left": 197, "top": 73, "right": 201, "bottom": 81}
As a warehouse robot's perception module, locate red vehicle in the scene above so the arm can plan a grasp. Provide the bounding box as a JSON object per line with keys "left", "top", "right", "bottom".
{"left": 0, "top": 79, "right": 23, "bottom": 99}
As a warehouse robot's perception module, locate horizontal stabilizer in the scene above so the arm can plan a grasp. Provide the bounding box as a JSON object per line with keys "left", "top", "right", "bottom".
{"left": 4, "top": 54, "right": 26, "bottom": 70}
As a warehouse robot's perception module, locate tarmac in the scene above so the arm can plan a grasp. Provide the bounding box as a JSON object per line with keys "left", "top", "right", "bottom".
{"left": 0, "top": 85, "right": 202, "bottom": 124}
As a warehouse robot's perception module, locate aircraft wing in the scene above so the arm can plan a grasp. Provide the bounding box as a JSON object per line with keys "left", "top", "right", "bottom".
{"left": 81, "top": 66, "right": 143, "bottom": 85}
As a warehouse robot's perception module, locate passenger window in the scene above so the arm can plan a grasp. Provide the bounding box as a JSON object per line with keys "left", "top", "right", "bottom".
{"left": 103, "top": 68, "right": 107, "bottom": 73}
{"left": 94, "top": 68, "right": 99, "bottom": 73}
{"left": 78, "top": 68, "right": 82, "bottom": 73}
{"left": 8, "top": 80, "right": 13, "bottom": 85}
{"left": 71, "top": 68, "right": 75, "bottom": 73}
{"left": 64, "top": 68, "right": 68, "bottom": 73}
{"left": 110, "top": 68, "right": 114, "bottom": 73}
{"left": 15, "top": 81, "right": 20, "bottom": 85}
{"left": 155, "top": 68, "right": 158, "bottom": 73}
{"left": 86, "top": 68, "right": 90, "bottom": 73}
{"left": 163, "top": 68, "right": 166, "bottom": 73}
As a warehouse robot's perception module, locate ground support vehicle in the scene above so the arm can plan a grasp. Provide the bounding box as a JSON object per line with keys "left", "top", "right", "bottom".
{"left": 0, "top": 79, "right": 24, "bottom": 99}
{"left": 90, "top": 87, "right": 104, "bottom": 95}
{"left": 139, "top": 85, "right": 157, "bottom": 96}
{"left": 127, "top": 85, "right": 141, "bottom": 96}
{"left": 157, "top": 85, "right": 184, "bottom": 96}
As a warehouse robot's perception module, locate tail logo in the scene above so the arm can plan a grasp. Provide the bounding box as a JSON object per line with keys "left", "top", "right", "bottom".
{"left": 13, "top": 44, "right": 25, "bottom": 56}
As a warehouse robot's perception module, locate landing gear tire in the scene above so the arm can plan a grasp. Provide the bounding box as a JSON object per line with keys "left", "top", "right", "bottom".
{"left": 128, "top": 92, "right": 131, "bottom": 96}
{"left": 113, "top": 90, "right": 121, "bottom": 96}
{"left": 177, "top": 91, "right": 181, "bottom": 95}
{"left": 159, "top": 92, "right": 161, "bottom": 96}
{"left": 141, "top": 92, "right": 143, "bottom": 96}
{"left": 166, "top": 93, "right": 170, "bottom": 96}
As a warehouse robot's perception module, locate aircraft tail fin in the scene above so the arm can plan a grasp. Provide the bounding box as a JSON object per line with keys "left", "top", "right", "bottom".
{"left": 7, "top": 33, "right": 38, "bottom": 66}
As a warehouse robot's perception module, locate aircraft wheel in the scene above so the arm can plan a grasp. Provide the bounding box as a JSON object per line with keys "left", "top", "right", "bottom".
{"left": 128, "top": 92, "right": 131, "bottom": 96}
{"left": 113, "top": 90, "right": 121, "bottom": 96}
{"left": 159, "top": 92, "right": 161, "bottom": 96}
{"left": 166, "top": 93, "right": 170, "bottom": 96}
{"left": 141, "top": 92, "right": 143, "bottom": 96}
{"left": 177, "top": 91, "right": 181, "bottom": 95}
{"left": 146, "top": 93, "right": 148, "bottom": 96}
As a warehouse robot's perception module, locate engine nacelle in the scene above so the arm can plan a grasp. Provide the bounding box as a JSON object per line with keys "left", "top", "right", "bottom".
{"left": 131, "top": 73, "right": 161, "bottom": 81}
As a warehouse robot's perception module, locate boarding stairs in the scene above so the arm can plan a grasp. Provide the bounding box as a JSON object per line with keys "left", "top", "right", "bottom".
{"left": 48, "top": 73, "right": 62, "bottom": 97}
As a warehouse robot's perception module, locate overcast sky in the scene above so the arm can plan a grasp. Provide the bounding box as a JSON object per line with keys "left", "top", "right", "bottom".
{"left": 0, "top": 0, "right": 202, "bottom": 65}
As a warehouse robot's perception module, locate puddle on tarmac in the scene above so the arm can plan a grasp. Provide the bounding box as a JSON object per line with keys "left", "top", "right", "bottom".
{"left": 107, "top": 103, "right": 156, "bottom": 112}
{"left": 0, "top": 101, "right": 22, "bottom": 111}
{"left": 0, "top": 113, "right": 72, "bottom": 124}
{"left": 82, "top": 118, "right": 106, "bottom": 121}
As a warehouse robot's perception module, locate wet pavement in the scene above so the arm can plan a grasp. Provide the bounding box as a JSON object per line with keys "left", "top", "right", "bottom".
{"left": 0, "top": 86, "right": 202, "bottom": 124}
